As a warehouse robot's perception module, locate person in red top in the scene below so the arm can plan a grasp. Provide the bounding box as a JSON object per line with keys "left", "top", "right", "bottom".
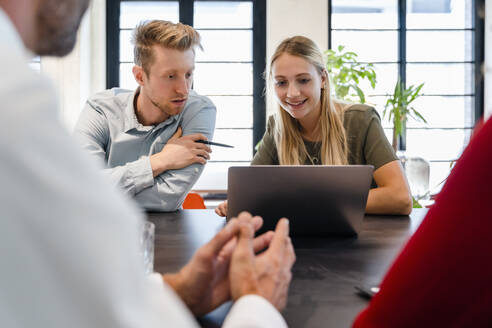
{"left": 353, "top": 116, "right": 492, "bottom": 327}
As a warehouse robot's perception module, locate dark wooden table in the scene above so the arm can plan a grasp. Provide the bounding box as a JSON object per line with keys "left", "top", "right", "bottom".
{"left": 148, "top": 208, "right": 427, "bottom": 328}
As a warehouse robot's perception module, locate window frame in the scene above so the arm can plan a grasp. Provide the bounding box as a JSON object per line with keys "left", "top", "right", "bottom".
{"left": 106, "top": 0, "right": 266, "bottom": 156}
{"left": 327, "top": 0, "right": 485, "bottom": 151}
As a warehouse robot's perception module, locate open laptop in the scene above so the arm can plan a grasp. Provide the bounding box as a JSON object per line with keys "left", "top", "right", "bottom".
{"left": 227, "top": 165, "right": 373, "bottom": 237}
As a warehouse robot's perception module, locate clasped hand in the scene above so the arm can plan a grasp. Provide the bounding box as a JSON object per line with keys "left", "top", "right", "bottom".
{"left": 163, "top": 212, "right": 296, "bottom": 316}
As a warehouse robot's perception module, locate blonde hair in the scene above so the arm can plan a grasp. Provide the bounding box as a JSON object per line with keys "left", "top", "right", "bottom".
{"left": 269, "top": 36, "right": 348, "bottom": 165}
{"left": 132, "top": 20, "right": 202, "bottom": 75}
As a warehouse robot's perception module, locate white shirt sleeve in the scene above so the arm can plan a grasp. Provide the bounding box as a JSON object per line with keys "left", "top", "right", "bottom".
{"left": 223, "top": 295, "right": 288, "bottom": 328}
{"left": 0, "top": 44, "right": 198, "bottom": 327}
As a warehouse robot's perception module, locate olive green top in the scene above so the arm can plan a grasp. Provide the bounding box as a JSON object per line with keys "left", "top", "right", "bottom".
{"left": 252, "top": 104, "right": 398, "bottom": 186}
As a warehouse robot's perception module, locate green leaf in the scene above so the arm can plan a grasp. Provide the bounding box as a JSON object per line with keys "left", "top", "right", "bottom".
{"left": 411, "top": 108, "right": 428, "bottom": 123}
{"left": 353, "top": 85, "right": 365, "bottom": 103}
{"left": 324, "top": 44, "right": 376, "bottom": 104}
{"left": 412, "top": 197, "right": 423, "bottom": 208}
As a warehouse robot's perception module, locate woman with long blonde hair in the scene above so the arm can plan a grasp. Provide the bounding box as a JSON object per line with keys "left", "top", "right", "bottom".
{"left": 216, "top": 36, "right": 411, "bottom": 216}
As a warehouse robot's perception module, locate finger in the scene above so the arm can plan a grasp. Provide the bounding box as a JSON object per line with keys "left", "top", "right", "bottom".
{"left": 194, "top": 143, "right": 212, "bottom": 153}
{"left": 215, "top": 202, "right": 227, "bottom": 217}
{"left": 253, "top": 231, "right": 275, "bottom": 253}
{"left": 251, "top": 215, "right": 263, "bottom": 232}
{"left": 217, "top": 235, "right": 237, "bottom": 262}
{"left": 186, "top": 133, "right": 207, "bottom": 141}
{"left": 235, "top": 213, "right": 264, "bottom": 235}
{"left": 195, "top": 149, "right": 211, "bottom": 160}
{"left": 215, "top": 207, "right": 223, "bottom": 216}
{"left": 268, "top": 218, "right": 290, "bottom": 255}
{"left": 214, "top": 201, "right": 228, "bottom": 218}
{"left": 235, "top": 221, "right": 255, "bottom": 256}
{"left": 218, "top": 217, "right": 266, "bottom": 260}
{"left": 170, "top": 127, "right": 182, "bottom": 140}
{"left": 204, "top": 219, "right": 240, "bottom": 256}
{"left": 235, "top": 211, "right": 253, "bottom": 222}
{"left": 230, "top": 222, "right": 258, "bottom": 301}
{"left": 193, "top": 156, "right": 207, "bottom": 165}
{"left": 222, "top": 220, "right": 254, "bottom": 265}
{"left": 285, "top": 236, "right": 296, "bottom": 267}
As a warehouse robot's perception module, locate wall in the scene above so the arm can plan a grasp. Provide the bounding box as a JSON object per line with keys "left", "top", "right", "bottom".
{"left": 40, "top": 0, "right": 106, "bottom": 131}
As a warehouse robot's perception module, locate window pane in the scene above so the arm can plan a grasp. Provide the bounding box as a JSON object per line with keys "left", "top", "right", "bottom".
{"left": 407, "top": 31, "right": 473, "bottom": 62}
{"left": 120, "top": 1, "right": 179, "bottom": 28}
{"left": 194, "top": 63, "right": 253, "bottom": 95}
{"left": 331, "top": 31, "right": 398, "bottom": 62}
{"left": 406, "top": 129, "right": 470, "bottom": 161}
{"left": 120, "top": 63, "right": 138, "bottom": 90}
{"left": 366, "top": 96, "right": 393, "bottom": 128}
{"left": 406, "top": 63, "right": 474, "bottom": 95}
{"left": 429, "top": 161, "right": 455, "bottom": 194}
{"left": 196, "top": 30, "right": 252, "bottom": 62}
{"left": 357, "top": 63, "right": 398, "bottom": 96}
{"left": 209, "top": 96, "right": 253, "bottom": 128}
{"left": 211, "top": 129, "right": 253, "bottom": 161}
{"left": 194, "top": 1, "right": 252, "bottom": 28}
{"left": 363, "top": 96, "right": 472, "bottom": 130}
{"left": 120, "top": 30, "right": 134, "bottom": 63}
{"left": 407, "top": 96, "right": 474, "bottom": 128}
{"left": 382, "top": 128, "right": 394, "bottom": 145}
{"left": 331, "top": 0, "right": 398, "bottom": 29}
{"left": 407, "top": 0, "right": 472, "bottom": 29}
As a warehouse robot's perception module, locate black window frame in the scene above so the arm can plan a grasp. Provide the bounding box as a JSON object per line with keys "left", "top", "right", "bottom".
{"left": 106, "top": 0, "right": 266, "bottom": 155}
{"left": 328, "top": 0, "right": 485, "bottom": 151}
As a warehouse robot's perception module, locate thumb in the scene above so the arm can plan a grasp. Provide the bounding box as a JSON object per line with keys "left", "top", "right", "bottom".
{"left": 170, "top": 127, "right": 182, "bottom": 140}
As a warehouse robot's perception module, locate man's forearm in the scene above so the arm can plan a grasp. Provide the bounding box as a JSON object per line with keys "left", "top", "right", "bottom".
{"left": 134, "top": 162, "right": 204, "bottom": 211}
{"left": 150, "top": 153, "right": 170, "bottom": 177}
{"left": 103, "top": 157, "right": 154, "bottom": 196}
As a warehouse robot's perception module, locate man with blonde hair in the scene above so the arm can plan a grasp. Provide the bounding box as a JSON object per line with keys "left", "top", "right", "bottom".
{"left": 75, "top": 20, "right": 216, "bottom": 211}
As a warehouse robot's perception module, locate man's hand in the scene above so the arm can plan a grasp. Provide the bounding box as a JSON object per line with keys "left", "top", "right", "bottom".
{"left": 229, "top": 217, "right": 296, "bottom": 311}
{"left": 150, "top": 127, "right": 212, "bottom": 177}
{"left": 162, "top": 213, "right": 274, "bottom": 316}
{"left": 215, "top": 200, "right": 228, "bottom": 217}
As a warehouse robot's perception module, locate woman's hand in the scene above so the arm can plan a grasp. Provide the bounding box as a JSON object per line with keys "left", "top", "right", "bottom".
{"left": 215, "top": 200, "right": 228, "bottom": 217}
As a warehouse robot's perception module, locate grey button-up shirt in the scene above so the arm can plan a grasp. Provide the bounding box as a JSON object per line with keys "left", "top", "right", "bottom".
{"left": 74, "top": 88, "right": 216, "bottom": 211}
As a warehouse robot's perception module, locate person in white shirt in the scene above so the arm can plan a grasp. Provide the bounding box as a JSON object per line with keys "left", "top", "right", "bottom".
{"left": 0, "top": 0, "right": 296, "bottom": 327}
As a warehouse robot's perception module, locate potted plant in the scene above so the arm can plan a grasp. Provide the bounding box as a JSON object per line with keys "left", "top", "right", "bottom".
{"left": 325, "top": 45, "right": 377, "bottom": 104}
{"left": 384, "top": 78, "right": 430, "bottom": 202}
{"left": 383, "top": 78, "right": 426, "bottom": 152}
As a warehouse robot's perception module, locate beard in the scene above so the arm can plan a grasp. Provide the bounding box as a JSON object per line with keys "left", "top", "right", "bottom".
{"left": 33, "top": 0, "right": 90, "bottom": 56}
{"left": 149, "top": 97, "right": 181, "bottom": 117}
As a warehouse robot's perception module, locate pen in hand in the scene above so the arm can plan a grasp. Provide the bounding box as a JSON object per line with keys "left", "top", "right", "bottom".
{"left": 196, "top": 140, "right": 234, "bottom": 148}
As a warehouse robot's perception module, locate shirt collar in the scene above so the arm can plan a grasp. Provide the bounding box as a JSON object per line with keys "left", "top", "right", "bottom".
{"left": 123, "top": 87, "right": 178, "bottom": 133}
{"left": 123, "top": 88, "right": 144, "bottom": 132}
